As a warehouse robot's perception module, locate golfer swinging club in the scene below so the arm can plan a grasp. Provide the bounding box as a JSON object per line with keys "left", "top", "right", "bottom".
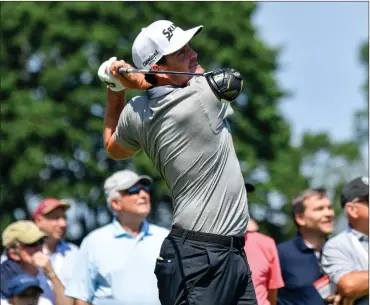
{"left": 98, "top": 20, "right": 257, "bottom": 305}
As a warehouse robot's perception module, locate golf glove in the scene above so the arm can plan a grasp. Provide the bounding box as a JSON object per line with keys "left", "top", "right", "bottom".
{"left": 98, "top": 57, "right": 125, "bottom": 91}
{"left": 205, "top": 68, "right": 243, "bottom": 103}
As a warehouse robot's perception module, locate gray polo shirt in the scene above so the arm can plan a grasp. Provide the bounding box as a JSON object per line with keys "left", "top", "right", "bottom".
{"left": 322, "top": 227, "right": 369, "bottom": 305}
{"left": 115, "top": 76, "right": 249, "bottom": 236}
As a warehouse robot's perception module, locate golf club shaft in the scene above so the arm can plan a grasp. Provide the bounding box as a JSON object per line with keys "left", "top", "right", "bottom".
{"left": 118, "top": 67, "right": 205, "bottom": 77}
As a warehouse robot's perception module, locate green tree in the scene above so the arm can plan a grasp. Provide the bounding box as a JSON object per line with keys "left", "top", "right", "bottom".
{"left": 1, "top": 2, "right": 359, "bottom": 247}
{"left": 283, "top": 41, "right": 369, "bottom": 236}
{"left": 0, "top": 2, "right": 298, "bottom": 244}
{"left": 355, "top": 42, "right": 369, "bottom": 148}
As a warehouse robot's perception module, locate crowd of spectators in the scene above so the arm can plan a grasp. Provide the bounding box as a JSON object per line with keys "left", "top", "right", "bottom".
{"left": 1, "top": 172, "right": 368, "bottom": 305}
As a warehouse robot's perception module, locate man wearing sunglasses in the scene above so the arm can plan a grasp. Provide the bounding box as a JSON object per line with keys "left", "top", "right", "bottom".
{"left": 322, "top": 176, "right": 369, "bottom": 305}
{"left": 1, "top": 221, "right": 71, "bottom": 305}
{"left": 65, "top": 169, "right": 169, "bottom": 305}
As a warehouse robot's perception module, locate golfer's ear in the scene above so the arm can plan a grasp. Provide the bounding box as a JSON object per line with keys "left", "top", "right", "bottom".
{"left": 150, "top": 64, "right": 170, "bottom": 81}
{"left": 150, "top": 64, "right": 160, "bottom": 71}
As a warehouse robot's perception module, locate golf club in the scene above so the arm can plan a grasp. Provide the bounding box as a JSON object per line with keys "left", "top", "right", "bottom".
{"left": 119, "top": 67, "right": 205, "bottom": 77}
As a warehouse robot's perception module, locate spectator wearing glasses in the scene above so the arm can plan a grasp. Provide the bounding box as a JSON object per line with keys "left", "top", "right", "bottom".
{"left": 322, "top": 177, "right": 369, "bottom": 305}
{"left": 65, "top": 169, "right": 170, "bottom": 305}
{"left": 33, "top": 198, "right": 78, "bottom": 288}
{"left": 1, "top": 221, "right": 70, "bottom": 305}
{"left": 7, "top": 273, "right": 45, "bottom": 305}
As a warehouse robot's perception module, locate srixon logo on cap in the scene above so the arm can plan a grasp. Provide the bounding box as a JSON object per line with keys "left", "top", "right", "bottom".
{"left": 162, "top": 24, "right": 177, "bottom": 41}
{"left": 143, "top": 50, "right": 159, "bottom": 67}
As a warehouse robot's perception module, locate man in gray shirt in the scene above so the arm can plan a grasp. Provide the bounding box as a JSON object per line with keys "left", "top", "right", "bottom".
{"left": 98, "top": 20, "right": 256, "bottom": 305}
{"left": 322, "top": 177, "right": 369, "bottom": 305}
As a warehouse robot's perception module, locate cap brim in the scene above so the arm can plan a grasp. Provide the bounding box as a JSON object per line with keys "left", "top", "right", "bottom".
{"left": 126, "top": 175, "right": 153, "bottom": 189}
{"left": 138, "top": 175, "right": 153, "bottom": 185}
{"left": 43, "top": 201, "right": 70, "bottom": 215}
{"left": 164, "top": 25, "right": 203, "bottom": 56}
{"left": 19, "top": 230, "right": 46, "bottom": 245}
{"left": 14, "top": 285, "right": 43, "bottom": 296}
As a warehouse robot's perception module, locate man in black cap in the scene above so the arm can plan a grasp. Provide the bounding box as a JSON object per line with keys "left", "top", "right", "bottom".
{"left": 322, "top": 176, "right": 369, "bottom": 305}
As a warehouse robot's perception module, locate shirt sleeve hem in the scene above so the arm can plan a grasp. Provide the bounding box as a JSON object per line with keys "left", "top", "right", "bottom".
{"left": 115, "top": 130, "right": 140, "bottom": 151}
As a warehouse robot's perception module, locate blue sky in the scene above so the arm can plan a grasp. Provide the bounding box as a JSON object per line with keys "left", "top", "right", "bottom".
{"left": 252, "top": 2, "right": 368, "bottom": 146}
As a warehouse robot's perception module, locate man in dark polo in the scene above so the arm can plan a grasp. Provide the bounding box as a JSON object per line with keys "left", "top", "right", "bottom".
{"left": 277, "top": 188, "right": 341, "bottom": 305}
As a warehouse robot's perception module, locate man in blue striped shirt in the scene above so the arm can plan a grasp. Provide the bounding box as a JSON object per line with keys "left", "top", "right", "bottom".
{"left": 65, "top": 170, "right": 170, "bottom": 305}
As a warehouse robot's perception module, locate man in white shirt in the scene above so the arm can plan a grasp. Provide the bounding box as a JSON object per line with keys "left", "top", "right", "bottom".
{"left": 65, "top": 170, "right": 169, "bottom": 305}
{"left": 33, "top": 198, "right": 78, "bottom": 287}
{"left": 322, "top": 176, "right": 369, "bottom": 305}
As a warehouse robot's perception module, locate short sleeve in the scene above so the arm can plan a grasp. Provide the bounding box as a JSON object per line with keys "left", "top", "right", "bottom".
{"left": 114, "top": 102, "right": 141, "bottom": 151}
{"left": 267, "top": 240, "right": 285, "bottom": 289}
{"left": 322, "top": 238, "right": 355, "bottom": 284}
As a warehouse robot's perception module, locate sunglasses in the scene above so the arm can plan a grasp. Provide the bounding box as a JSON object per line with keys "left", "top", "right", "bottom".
{"left": 22, "top": 238, "right": 45, "bottom": 248}
{"left": 126, "top": 185, "right": 150, "bottom": 195}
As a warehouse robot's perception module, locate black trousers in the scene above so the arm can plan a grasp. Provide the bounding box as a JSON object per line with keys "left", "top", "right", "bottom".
{"left": 154, "top": 227, "right": 257, "bottom": 305}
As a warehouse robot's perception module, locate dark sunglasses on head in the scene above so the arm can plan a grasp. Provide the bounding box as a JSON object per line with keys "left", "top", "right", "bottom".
{"left": 126, "top": 185, "right": 150, "bottom": 195}
{"left": 22, "top": 238, "right": 45, "bottom": 248}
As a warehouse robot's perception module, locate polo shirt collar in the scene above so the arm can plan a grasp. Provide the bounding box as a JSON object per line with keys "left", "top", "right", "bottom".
{"left": 347, "top": 226, "right": 369, "bottom": 241}
{"left": 294, "top": 234, "right": 313, "bottom": 253}
{"left": 55, "top": 240, "right": 71, "bottom": 255}
{"left": 295, "top": 232, "right": 328, "bottom": 253}
{"left": 112, "top": 217, "right": 153, "bottom": 239}
{"left": 146, "top": 85, "right": 185, "bottom": 100}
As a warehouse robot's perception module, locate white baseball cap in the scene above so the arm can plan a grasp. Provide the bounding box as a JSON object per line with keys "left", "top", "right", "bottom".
{"left": 132, "top": 20, "right": 203, "bottom": 69}
{"left": 104, "top": 170, "right": 152, "bottom": 203}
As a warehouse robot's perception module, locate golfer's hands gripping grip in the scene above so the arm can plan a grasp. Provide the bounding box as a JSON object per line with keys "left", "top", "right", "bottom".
{"left": 205, "top": 68, "right": 243, "bottom": 103}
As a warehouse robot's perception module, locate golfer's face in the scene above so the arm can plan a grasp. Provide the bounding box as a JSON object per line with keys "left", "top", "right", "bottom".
{"left": 162, "top": 43, "right": 205, "bottom": 85}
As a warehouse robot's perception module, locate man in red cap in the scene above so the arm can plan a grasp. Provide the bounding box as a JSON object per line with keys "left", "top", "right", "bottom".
{"left": 33, "top": 198, "right": 78, "bottom": 289}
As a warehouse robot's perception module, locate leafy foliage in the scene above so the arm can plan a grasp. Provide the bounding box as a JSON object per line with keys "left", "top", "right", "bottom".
{"left": 0, "top": 2, "right": 364, "bottom": 247}
{"left": 354, "top": 42, "right": 369, "bottom": 147}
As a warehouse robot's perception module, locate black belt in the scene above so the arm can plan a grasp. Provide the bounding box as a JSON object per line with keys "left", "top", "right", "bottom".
{"left": 170, "top": 226, "right": 245, "bottom": 248}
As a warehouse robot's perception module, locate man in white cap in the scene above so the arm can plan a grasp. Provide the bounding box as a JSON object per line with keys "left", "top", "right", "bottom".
{"left": 97, "top": 20, "right": 256, "bottom": 305}
{"left": 64, "top": 169, "right": 169, "bottom": 305}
